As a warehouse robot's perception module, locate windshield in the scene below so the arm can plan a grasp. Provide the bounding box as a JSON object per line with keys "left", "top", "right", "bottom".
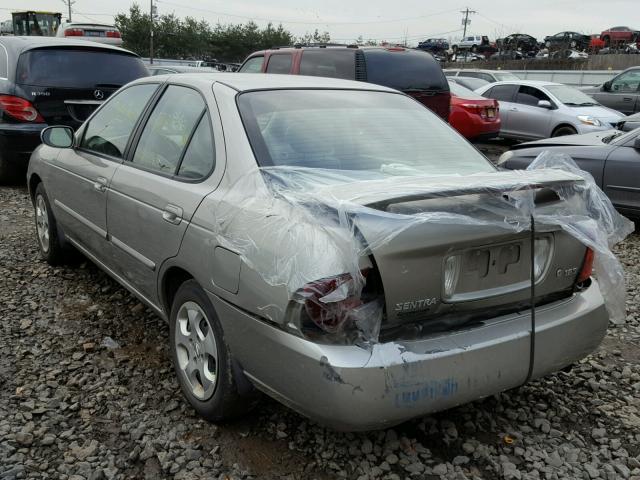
{"left": 610, "top": 128, "right": 640, "bottom": 145}
{"left": 495, "top": 72, "right": 519, "bottom": 81}
{"left": 238, "top": 90, "right": 495, "bottom": 176}
{"left": 545, "top": 85, "right": 599, "bottom": 106}
{"left": 17, "top": 48, "right": 148, "bottom": 87}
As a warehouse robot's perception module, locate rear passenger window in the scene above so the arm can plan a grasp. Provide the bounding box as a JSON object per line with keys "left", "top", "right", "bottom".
{"left": 239, "top": 56, "right": 263, "bottom": 73}
{"left": 515, "top": 86, "right": 551, "bottom": 106}
{"left": 484, "top": 84, "right": 517, "bottom": 102}
{"left": 300, "top": 50, "right": 355, "bottom": 80}
{"left": 131, "top": 85, "right": 205, "bottom": 175}
{"left": 266, "top": 54, "right": 292, "bottom": 74}
{"left": 177, "top": 113, "right": 215, "bottom": 179}
{"left": 80, "top": 84, "right": 157, "bottom": 158}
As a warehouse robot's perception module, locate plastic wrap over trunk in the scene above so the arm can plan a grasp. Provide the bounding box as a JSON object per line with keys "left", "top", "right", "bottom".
{"left": 211, "top": 152, "right": 632, "bottom": 344}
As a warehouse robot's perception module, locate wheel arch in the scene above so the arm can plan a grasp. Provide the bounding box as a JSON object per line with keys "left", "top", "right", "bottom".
{"left": 161, "top": 266, "right": 196, "bottom": 316}
{"left": 28, "top": 173, "right": 42, "bottom": 204}
{"left": 551, "top": 123, "right": 578, "bottom": 137}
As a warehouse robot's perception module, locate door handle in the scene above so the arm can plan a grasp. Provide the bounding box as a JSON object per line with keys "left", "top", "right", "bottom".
{"left": 162, "top": 204, "right": 183, "bottom": 225}
{"left": 93, "top": 177, "right": 108, "bottom": 193}
{"left": 509, "top": 107, "right": 519, "bottom": 112}
{"left": 623, "top": 97, "right": 633, "bottom": 102}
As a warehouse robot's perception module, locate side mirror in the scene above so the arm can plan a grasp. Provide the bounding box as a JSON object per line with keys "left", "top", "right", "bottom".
{"left": 603, "top": 80, "right": 612, "bottom": 92}
{"left": 634, "top": 136, "right": 640, "bottom": 149}
{"left": 41, "top": 126, "right": 74, "bottom": 149}
{"left": 537, "top": 100, "right": 553, "bottom": 109}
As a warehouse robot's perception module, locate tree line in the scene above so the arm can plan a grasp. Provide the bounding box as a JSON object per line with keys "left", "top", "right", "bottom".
{"left": 114, "top": 4, "right": 333, "bottom": 62}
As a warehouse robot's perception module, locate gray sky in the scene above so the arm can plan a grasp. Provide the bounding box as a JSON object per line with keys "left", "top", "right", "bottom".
{"left": 4, "top": 0, "right": 638, "bottom": 45}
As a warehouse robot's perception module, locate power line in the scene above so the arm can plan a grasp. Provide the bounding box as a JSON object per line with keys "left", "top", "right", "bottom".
{"left": 61, "top": 0, "right": 75, "bottom": 22}
{"left": 156, "top": 0, "right": 460, "bottom": 26}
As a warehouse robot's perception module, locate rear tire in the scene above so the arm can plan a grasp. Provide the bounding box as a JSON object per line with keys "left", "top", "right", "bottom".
{"left": 552, "top": 126, "right": 578, "bottom": 137}
{"left": 169, "top": 280, "right": 250, "bottom": 422}
{"left": 33, "top": 183, "right": 66, "bottom": 265}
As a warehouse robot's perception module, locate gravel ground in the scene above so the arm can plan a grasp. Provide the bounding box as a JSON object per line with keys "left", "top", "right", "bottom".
{"left": 1, "top": 184, "right": 639, "bottom": 480}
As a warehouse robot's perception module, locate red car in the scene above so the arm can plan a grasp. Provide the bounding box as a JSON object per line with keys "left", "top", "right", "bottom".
{"left": 600, "top": 26, "right": 640, "bottom": 47}
{"left": 448, "top": 81, "right": 500, "bottom": 141}
{"left": 589, "top": 34, "right": 605, "bottom": 52}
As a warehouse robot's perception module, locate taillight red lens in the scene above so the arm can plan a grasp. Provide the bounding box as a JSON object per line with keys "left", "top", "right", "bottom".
{"left": 106, "top": 30, "right": 121, "bottom": 38}
{"left": 0, "top": 95, "right": 44, "bottom": 123}
{"left": 301, "top": 274, "right": 363, "bottom": 333}
{"left": 64, "top": 28, "right": 84, "bottom": 36}
{"left": 577, "top": 248, "right": 595, "bottom": 283}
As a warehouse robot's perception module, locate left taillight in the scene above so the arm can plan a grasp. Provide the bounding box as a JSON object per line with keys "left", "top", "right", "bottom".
{"left": 298, "top": 273, "right": 364, "bottom": 334}
{"left": 64, "top": 28, "right": 84, "bottom": 36}
{"left": 288, "top": 268, "right": 383, "bottom": 338}
{"left": 0, "top": 95, "right": 45, "bottom": 123}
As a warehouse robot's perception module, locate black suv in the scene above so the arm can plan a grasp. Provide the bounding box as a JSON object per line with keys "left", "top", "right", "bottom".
{"left": 238, "top": 45, "right": 451, "bottom": 122}
{"left": 0, "top": 37, "right": 148, "bottom": 183}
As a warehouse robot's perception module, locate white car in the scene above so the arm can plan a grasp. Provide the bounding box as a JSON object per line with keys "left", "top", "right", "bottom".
{"left": 452, "top": 35, "right": 488, "bottom": 52}
{"left": 56, "top": 22, "right": 123, "bottom": 46}
{"left": 476, "top": 80, "right": 624, "bottom": 140}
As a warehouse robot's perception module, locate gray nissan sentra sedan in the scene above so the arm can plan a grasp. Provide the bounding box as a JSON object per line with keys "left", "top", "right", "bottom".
{"left": 27, "top": 73, "right": 614, "bottom": 430}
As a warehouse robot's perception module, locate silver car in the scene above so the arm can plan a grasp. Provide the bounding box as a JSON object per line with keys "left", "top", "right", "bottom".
{"left": 476, "top": 80, "right": 623, "bottom": 140}
{"left": 28, "top": 73, "right": 614, "bottom": 430}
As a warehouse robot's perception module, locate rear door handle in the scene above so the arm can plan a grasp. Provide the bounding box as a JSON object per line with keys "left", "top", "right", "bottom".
{"left": 509, "top": 107, "right": 519, "bottom": 112}
{"left": 93, "top": 177, "right": 108, "bottom": 193}
{"left": 623, "top": 97, "right": 633, "bottom": 102}
{"left": 162, "top": 204, "right": 183, "bottom": 225}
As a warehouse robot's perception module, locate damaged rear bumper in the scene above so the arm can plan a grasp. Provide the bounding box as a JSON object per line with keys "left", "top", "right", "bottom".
{"left": 208, "top": 280, "right": 607, "bottom": 431}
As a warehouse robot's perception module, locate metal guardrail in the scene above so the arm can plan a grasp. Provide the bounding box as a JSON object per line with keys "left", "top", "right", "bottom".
{"left": 507, "top": 70, "right": 621, "bottom": 86}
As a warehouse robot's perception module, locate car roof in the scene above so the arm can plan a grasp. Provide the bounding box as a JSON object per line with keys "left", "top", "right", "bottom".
{"left": 0, "top": 36, "right": 135, "bottom": 56}
{"left": 140, "top": 72, "right": 397, "bottom": 93}
{"left": 486, "top": 80, "right": 562, "bottom": 87}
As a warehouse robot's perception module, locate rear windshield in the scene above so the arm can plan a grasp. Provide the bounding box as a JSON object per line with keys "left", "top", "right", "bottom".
{"left": 300, "top": 50, "right": 355, "bottom": 80}
{"left": 16, "top": 48, "right": 148, "bottom": 87}
{"left": 238, "top": 89, "right": 494, "bottom": 176}
{"left": 449, "top": 81, "right": 486, "bottom": 99}
{"left": 363, "top": 49, "right": 448, "bottom": 92}
{"left": 494, "top": 72, "right": 520, "bottom": 81}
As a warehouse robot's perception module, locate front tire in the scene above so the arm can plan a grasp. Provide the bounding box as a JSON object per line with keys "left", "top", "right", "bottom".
{"left": 34, "top": 183, "right": 66, "bottom": 265}
{"left": 552, "top": 126, "right": 578, "bottom": 137}
{"left": 169, "top": 280, "right": 249, "bottom": 422}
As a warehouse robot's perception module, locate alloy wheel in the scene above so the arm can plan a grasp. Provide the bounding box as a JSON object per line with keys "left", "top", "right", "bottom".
{"left": 174, "top": 301, "right": 219, "bottom": 400}
{"left": 35, "top": 194, "right": 50, "bottom": 253}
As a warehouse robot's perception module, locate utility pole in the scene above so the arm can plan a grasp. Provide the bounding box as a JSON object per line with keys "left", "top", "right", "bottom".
{"left": 61, "top": 0, "right": 75, "bottom": 22}
{"left": 150, "top": 0, "right": 155, "bottom": 64}
{"left": 460, "top": 7, "right": 476, "bottom": 38}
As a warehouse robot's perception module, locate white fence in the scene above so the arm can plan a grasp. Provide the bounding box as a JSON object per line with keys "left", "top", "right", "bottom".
{"left": 508, "top": 70, "right": 621, "bottom": 87}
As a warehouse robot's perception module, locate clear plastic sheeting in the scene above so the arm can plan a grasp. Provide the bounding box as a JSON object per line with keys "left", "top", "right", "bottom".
{"left": 526, "top": 152, "right": 634, "bottom": 324}
{"left": 212, "top": 152, "right": 632, "bottom": 344}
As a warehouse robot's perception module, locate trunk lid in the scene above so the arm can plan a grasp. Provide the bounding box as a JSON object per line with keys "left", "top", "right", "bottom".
{"left": 324, "top": 171, "right": 588, "bottom": 330}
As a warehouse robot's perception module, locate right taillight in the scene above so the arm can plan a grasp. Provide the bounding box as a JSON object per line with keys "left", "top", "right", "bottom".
{"left": 0, "top": 95, "right": 44, "bottom": 123}
{"left": 577, "top": 248, "right": 595, "bottom": 284}
{"left": 106, "top": 30, "right": 121, "bottom": 38}
{"left": 64, "top": 28, "right": 84, "bottom": 36}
